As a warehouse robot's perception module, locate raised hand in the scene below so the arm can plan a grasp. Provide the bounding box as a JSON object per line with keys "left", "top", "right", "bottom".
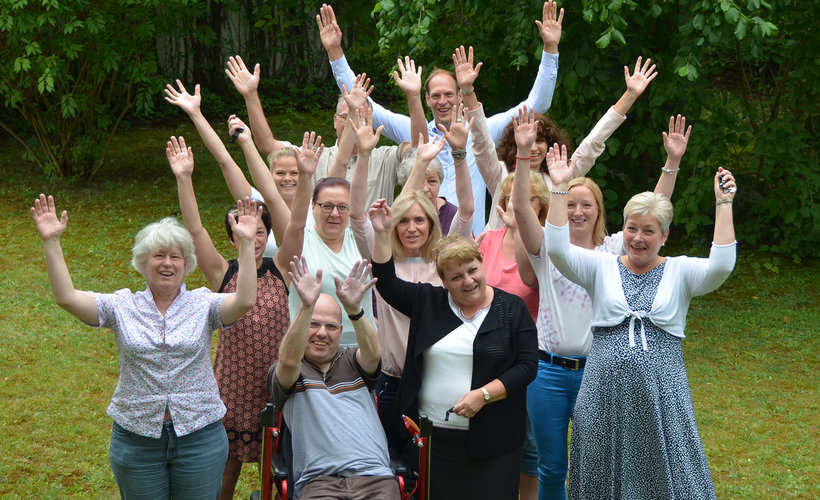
{"left": 334, "top": 259, "right": 377, "bottom": 312}
{"left": 545, "top": 143, "right": 576, "bottom": 186}
{"left": 496, "top": 199, "right": 517, "bottom": 229}
{"left": 166, "top": 136, "right": 194, "bottom": 178}
{"left": 227, "top": 114, "right": 252, "bottom": 145}
{"left": 228, "top": 197, "right": 263, "bottom": 243}
{"left": 368, "top": 199, "right": 393, "bottom": 234}
{"left": 417, "top": 133, "right": 446, "bottom": 163}
{"left": 163, "top": 80, "right": 201, "bottom": 116}
{"left": 288, "top": 255, "right": 322, "bottom": 308}
{"left": 537, "top": 1, "right": 564, "bottom": 53}
{"left": 715, "top": 167, "right": 738, "bottom": 200}
{"left": 512, "top": 105, "right": 538, "bottom": 150}
{"left": 295, "top": 131, "right": 324, "bottom": 176}
{"left": 225, "top": 55, "right": 261, "bottom": 97}
{"left": 662, "top": 114, "right": 692, "bottom": 161}
{"left": 393, "top": 56, "right": 422, "bottom": 97}
{"left": 342, "top": 73, "right": 374, "bottom": 111}
{"left": 350, "top": 105, "right": 384, "bottom": 154}
{"left": 452, "top": 45, "right": 483, "bottom": 90}
{"left": 31, "top": 194, "right": 68, "bottom": 241}
{"left": 624, "top": 56, "right": 658, "bottom": 96}
{"left": 438, "top": 103, "right": 473, "bottom": 151}
{"left": 316, "top": 3, "right": 343, "bottom": 54}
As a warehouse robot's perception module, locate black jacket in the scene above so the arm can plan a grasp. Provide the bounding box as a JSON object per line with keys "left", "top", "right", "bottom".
{"left": 372, "top": 258, "right": 537, "bottom": 459}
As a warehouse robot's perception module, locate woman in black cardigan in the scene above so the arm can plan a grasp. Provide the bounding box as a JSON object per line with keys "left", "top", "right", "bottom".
{"left": 370, "top": 229, "right": 538, "bottom": 499}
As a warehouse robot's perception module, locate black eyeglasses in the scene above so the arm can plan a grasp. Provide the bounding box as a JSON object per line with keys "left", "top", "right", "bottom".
{"left": 315, "top": 202, "right": 350, "bottom": 214}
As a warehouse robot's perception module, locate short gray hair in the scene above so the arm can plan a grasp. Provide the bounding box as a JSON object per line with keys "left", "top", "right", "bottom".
{"left": 622, "top": 192, "right": 674, "bottom": 233}
{"left": 397, "top": 148, "right": 444, "bottom": 185}
{"left": 131, "top": 217, "right": 197, "bottom": 278}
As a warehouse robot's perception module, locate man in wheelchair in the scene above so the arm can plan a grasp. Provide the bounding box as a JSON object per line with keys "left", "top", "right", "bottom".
{"left": 268, "top": 257, "right": 399, "bottom": 499}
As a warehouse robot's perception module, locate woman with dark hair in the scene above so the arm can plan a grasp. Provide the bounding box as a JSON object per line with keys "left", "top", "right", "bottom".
{"left": 167, "top": 134, "right": 316, "bottom": 499}
{"left": 454, "top": 46, "right": 657, "bottom": 230}
{"left": 31, "top": 192, "right": 261, "bottom": 499}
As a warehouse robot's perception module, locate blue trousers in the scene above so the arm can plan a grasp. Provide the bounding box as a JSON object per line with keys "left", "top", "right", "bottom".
{"left": 109, "top": 419, "right": 228, "bottom": 500}
{"left": 527, "top": 359, "right": 584, "bottom": 500}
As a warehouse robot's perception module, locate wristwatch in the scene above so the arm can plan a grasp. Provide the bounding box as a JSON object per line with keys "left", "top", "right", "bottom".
{"left": 481, "top": 387, "right": 491, "bottom": 402}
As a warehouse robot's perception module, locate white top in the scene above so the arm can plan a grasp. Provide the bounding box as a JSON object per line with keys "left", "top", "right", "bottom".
{"left": 545, "top": 222, "right": 737, "bottom": 349}
{"left": 528, "top": 230, "right": 624, "bottom": 356}
{"left": 330, "top": 51, "right": 560, "bottom": 236}
{"left": 419, "top": 297, "right": 491, "bottom": 429}
{"left": 469, "top": 103, "right": 627, "bottom": 231}
{"left": 288, "top": 225, "right": 374, "bottom": 346}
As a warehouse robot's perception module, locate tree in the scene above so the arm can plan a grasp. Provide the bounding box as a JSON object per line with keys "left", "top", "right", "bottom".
{"left": 0, "top": 0, "right": 174, "bottom": 180}
{"left": 370, "top": 0, "right": 819, "bottom": 258}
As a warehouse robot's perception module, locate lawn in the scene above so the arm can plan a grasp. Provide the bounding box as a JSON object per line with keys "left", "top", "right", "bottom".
{"left": 0, "top": 115, "right": 817, "bottom": 498}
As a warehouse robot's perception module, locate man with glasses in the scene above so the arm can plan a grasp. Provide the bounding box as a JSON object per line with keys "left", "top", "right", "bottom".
{"left": 270, "top": 256, "right": 399, "bottom": 500}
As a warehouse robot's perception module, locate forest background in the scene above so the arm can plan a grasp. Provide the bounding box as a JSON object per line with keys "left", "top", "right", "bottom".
{"left": 0, "top": 0, "right": 817, "bottom": 497}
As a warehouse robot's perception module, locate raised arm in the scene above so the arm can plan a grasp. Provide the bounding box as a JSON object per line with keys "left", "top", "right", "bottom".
{"left": 485, "top": 1, "right": 562, "bottom": 137}
{"left": 511, "top": 107, "right": 546, "bottom": 255}
{"left": 335, "top": 260, "right": 380, "bottom": 375}
{"left": 163, "top": 80, "right": 251, "bottom": 201}
{"left": 369, "top": 199, "right": 393, "bottom": 264}
{"left": 545, "top": 144, "right": 576, "bottom": 229}
{"left": 654, "top": 114, "right": 692, "bottom": 199}
{"left": 319, "top": 3, "right": 413, "bottom": 142}
{"left": 231, "top": 115, "right": 292, "bottom": 244}
{"left": 327, "top": 73, "right": 373, "bottom": 179}
{"left": 31, "top": 194, "right": 98, "bottom": 325}
{"left": 713, "top": 167, "right": 736, "bottom": 245}
{"left": 273, "top": 132, "right": 324, "bottom": 286}
{"left": 219, "top": 198, "right": 261, "bottom": 325}
{"left": 225, "top": 55, "right": 282, "bottom": 156}
{"left": 167, "top": 136, "right": 228, "bottom": 290}
{"left": 438, "top": 104, "right": 475, "bottom": 227}
{"left": 399, "top": 133, "right": 446, "bottom": 196}
{"left": 349, "top": 105, "right": 384, "bottom": 221}
{"left": 276, "top": 256, "right": 323, "bottom": 391}
{"left": 393, "top": 56, "right": 426, "bottom": 147}
{"left": 452, "top": 45, "right": 482, "bottom": 111}
{"left": 570, "top": 57, "right": 657, "bottom": 179}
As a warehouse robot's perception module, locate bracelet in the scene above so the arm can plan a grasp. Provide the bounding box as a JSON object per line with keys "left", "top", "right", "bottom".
{"left": 454, "top": 158, "right": 466, "bottom": 167}
{"left": 460, "top": 88, "right": 475, "bottom": 95}
{"left": 515, "top": 155, "right": 532, "bottom": 160}
{"left": 550, "top": 189, "right": 569, "bottom": 195}
{"left": 348, "top": 308, "right": 365, "bottom": 321}
{"left": 715, "top": 198, "right": 733, "bottom": 205}
{"left": 451, "top": 149, "right": 467, "bottom": 160}
{"left": 661, "top": 167, "right": 680, "bottom": 174}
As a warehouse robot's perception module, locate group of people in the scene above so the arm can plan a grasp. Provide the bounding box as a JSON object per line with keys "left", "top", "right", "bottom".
{"left": 32, "top": 2, "right": 738, "bottom": 499}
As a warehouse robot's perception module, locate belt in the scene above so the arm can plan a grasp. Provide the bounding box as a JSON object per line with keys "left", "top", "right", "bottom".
{"left": 539, "top": 350, "right": 586, "bottom": 370}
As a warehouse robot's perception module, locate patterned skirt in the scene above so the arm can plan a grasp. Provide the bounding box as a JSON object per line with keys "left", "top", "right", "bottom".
{"left": 568, "top": 323, "right": 717, "bottom": 500}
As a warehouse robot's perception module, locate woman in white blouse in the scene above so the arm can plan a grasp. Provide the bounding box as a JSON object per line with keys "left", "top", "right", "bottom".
{"left": 31, "top": 194, "right": 259, "bottom": 499}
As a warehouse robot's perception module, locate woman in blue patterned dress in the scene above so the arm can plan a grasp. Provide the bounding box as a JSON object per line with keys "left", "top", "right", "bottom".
{"left": 542, "top": 142, "right": 737, "bottom": 499}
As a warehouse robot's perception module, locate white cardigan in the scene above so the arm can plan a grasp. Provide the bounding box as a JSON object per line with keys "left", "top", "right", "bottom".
{"left": 545, "top": 222, "right": 736, "bottom": 350}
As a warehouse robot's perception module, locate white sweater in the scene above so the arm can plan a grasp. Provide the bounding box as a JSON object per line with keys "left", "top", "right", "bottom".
{"left": 545, "top": 222, "right": 736, "bottom": 349}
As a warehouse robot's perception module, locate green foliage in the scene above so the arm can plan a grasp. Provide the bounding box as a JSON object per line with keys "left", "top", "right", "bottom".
{"left": 370, "top": 0, "right": 819, "bottom": 258}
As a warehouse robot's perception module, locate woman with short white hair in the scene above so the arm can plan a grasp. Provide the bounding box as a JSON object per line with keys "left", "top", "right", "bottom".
{"left": 543, "top": 142, "right": 737, "bottom": 499}
{"left": 31, "top": 193, "right": 260, "bottom": 499}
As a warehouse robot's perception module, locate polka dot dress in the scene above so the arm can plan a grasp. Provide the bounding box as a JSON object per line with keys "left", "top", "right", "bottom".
{"left": 215, "top": 258, "right": 289, "bottom": 463}
{"left": 568, "top": 260, "right": 717, "bottom": 500}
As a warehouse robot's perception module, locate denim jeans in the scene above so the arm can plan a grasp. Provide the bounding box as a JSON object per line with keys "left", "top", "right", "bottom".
{"left": 109, "top": 419, "right": 228, "bottom": 500}
{"left": 527, "top": 359, "right": 584, "bottom": 500}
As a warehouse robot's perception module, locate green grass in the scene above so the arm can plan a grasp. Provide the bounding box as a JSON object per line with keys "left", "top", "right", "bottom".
{"left": 1, "top": 116, "right": 818, "bottom": 498}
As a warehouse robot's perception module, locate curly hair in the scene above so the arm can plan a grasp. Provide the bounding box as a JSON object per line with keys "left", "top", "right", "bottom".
{"left": 496, "top": 114, "right": 572, "bottom": 174}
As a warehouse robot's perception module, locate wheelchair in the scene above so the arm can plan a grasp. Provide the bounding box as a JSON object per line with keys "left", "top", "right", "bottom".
{"left": 251, "top": 403, "right": 432, "bottom": 500}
